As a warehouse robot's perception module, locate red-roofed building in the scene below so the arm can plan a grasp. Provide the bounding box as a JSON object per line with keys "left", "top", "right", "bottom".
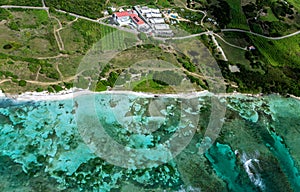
{"left": 113, "top": 10, "right": 145, "bottom": 28}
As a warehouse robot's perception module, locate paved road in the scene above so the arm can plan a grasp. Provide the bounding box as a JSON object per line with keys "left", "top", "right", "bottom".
{"left": 221, "top": 28, "right": 300, "bottom": 40}
{"left": 183, "top": 6, "right": 207, "bottom": 26}
{"left": 55, "top": 9, "right": 139, "bottom": 35}
{"left": 0, "top": 5, "right": 138, "bottom": 35}
{"left": 154, "top": 31, "right": 209, "bottom": 41}
{"left": 213, "top": 33, "right": 247, "bottom": 50}
{"left": 41, "top": 0, "right": 46, "bottom": 8}
{"left": 2, "top": 4, "right": 300, "bottom": 43}
{"left": 0, "top": 5, "right": 48, "bottom": 10}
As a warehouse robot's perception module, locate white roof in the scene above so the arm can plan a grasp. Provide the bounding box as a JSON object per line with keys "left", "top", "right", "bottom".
{"left": 150, "top": 8, "right": 160, "bottom": 13}
{"left": 149, "top": 18, "right": 165, "bottom": 24}
{"left": 140, "top": 8, "right": 152, "bottom": 14}
{"left": 146, "top": 13, "right": 162, "bottom": 18}
{"left": 154, "top": 24, "right": 170, "bottom": 30}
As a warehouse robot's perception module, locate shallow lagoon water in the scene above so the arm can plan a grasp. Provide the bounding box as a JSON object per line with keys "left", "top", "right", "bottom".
{"left": 0, "top": 93, "right": 299, "bottom": 191}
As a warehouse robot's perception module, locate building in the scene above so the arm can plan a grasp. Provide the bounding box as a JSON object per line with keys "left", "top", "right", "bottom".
{"left": 153, "top": 24, "right": 170, "bottom": 30}
{"left": 133, "top": 5, "right": 174, "bottom": 37}
{"left": 113, "top": 10, "right": 146, "bottom": 28}
{"left": 139, "top": 6, "right": 160, "bottom": 15}
{"left": 149, "top": 18, "right": 165, "bottom": 24}
{"left": 146, "top": 13, "right": 162, "bottom": 18}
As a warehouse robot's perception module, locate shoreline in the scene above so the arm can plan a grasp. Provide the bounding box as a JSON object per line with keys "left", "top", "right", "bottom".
{"left": 0, "top": 88, "right": 297, "bottom": 102}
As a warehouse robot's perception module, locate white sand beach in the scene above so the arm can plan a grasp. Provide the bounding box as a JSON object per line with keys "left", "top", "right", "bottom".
{"left": 0, "top": 88, "right": 295, "bottom": 102}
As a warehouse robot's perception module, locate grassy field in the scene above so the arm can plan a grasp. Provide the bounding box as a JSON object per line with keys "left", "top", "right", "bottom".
{"left": 0, "top": 9, "right": 121, "bottom": 93}
{"left": 110, "top": 46, "right": 180, "bottom": 68}
{"left": 0, "top": 8, "right": 202, "bottom": 93}
{"left": 286, "top": 0, "right": 300, "bottom": 12}
{"left": 133, "top": 79, "right": 175, "bottom": 93}
{"left": 0, "top": 10, "right": 59, "bottom": 58}
{"left": 227, "top": 0, "right": 250, "bottom": 30}
{"left": 221, "top": 31, "right": 250, "bottom": 48}
{"left": 259, "top": 7, "right": 279, "bottom": 22}
{"left": 249, "top": 34, "right": 300, "bottom": 67}
{"left": 216, "top": 36, "right": 250, "bottom": 66}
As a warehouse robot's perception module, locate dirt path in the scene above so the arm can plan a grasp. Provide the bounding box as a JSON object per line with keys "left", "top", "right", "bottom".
{"left": 51, "top": 16, "right": 65, "bottom": 51}
{"left": 26, "top": 75, "right": 77, "bottom": 86}
{"left": 66, "top": 17, "right": 78, "bottom": 26}
{"left": 55, "top": 63, "right": 64, "bottom": 80}
{"left": 214, "top": 33, "right": 247, "bottom": 50}
{"left": 0, "top": 79, "right": 12, "bottom": 84}
{"left": 35, "top": 66, "right": 41, "bottom": 81}
{"left": 37, "top": 53, "right": 69, "bottom": 60}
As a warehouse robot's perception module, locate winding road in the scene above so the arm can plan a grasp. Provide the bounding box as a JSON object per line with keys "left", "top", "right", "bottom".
{"left": 1, "top": 1, "right": 300, "bottom": 87}
{"left": 0, "top": 5, "right": 48, "bottom": 10}
{"left": 221, "top": 28, "right": 300, "bottom": 40}
{"left": 2, "top": 4, "right": 300, "bottom": 41}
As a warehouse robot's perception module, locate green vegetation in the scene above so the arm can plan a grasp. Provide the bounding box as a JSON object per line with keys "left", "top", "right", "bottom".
{"left": 218, "top": 31, "right": 300, "bottom": 96}
{"left": 0, "top": 0, "right": 42, "bottom": 6}
{"left": 157, "top": 0, "right": 172, "bottom": 7}
{"left": 242, "top": 0, "right": 299, "bottom": 36}
{"left": 249, "top": 34, "right": 300, "bottom": 67}
{"left": 0, "top": 9, "right": 12, "bottom": 20}
{"left": 153, "top": 70, "right": 183, "bottom": 86}
{"left": 259, "top": 7, "right": 279, "bottom": 22}
{"left": 216, "top": 37, "right": 249, "bottom": 66}
{"left": 226, "top": 0, "right": 249, "bottom": 30}
{"left": 95, "top": 71, "right": 120, "bottom": 91}
{"left": 207, "top": 0, "right": 231, "bottom": 28}
{"left": 109, "top": 0, "right": 156, "bottom": 6}
{"left": 45, "top": 0, "right": 104, "bottom": 19}
{"left": 177, "top": 56, "right": 196, "bottom": 72}
{"left": 0, "top": 0, "right": 299, "bottom": 97}
{"left": 6, "top": 9, "right": 49, "bottom": 29}
{"left": 133, "top": 79, "right": 171, "bottom": 93}
{"left": 1, "top": 10, "right": 58, "bottom": 58}
{"left": 52, "top": 84, "right": 63, "bottom": 92}
{"left": 72, "top": 19, "right": 119, "bottom": 51}
{"left": 18, "top": 79, "right": 27, "bottom": 86}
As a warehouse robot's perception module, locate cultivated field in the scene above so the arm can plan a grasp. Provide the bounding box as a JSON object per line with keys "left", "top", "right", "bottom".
{"left": 227, "top": 0, "right": 250, "bottom": 30}
{"left": 250, "top": 34, "right": 300, "bottom": 67}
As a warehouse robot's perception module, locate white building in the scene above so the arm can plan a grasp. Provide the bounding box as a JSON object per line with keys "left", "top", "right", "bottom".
{"left": 153, "top": 24, "right": 170, "bottom": 30}
{"left": 113, "top": 11, "right": 147, "bottom": 29}
{"left": 146, "top": 13, "right": 162, "bottom": 18}
{"left": 149, "top": 18, "right": 165, "bottom": 24}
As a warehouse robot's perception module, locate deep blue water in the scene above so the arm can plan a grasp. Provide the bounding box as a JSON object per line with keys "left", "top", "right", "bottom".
{"left": 0, "top": 93, "right": 299, "bottom": 191}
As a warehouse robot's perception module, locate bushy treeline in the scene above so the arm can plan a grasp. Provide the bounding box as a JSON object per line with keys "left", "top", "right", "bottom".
{"left": 45, "top": 0, "right": 104, "bottom": 19}
{"left": 0, "top": 53, "right": 59, "bottom": 80}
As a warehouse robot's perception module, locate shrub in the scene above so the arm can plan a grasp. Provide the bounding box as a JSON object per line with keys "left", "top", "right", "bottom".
{"left": 18, "top": 80, "right": 27, "bottom": 87}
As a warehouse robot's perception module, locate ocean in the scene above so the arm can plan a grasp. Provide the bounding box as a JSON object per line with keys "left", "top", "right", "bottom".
{"left": 0, "top": 92, "right": 299, "bottom": 191}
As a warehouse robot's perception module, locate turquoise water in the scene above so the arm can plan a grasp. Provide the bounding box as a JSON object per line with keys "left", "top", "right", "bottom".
{"left": 0, "top": 93, "right": 299, "bottom": 191}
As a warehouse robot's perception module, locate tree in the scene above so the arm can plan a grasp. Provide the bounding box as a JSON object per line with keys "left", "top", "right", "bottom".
{"left": 18, "top": 80, "right": 27, "bottom": 87}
